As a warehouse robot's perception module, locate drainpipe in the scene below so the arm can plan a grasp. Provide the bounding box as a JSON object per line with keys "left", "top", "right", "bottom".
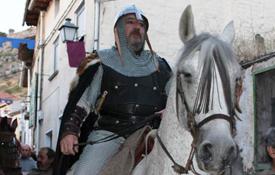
{"left": 34, "top": 72, "right": 39, "bottom": 151}
{"left": 93, "top": 0, "right": 100, "bottom": 51}
{"left": 38, "top": 11, "right": 45, "bottom": 110}
{"left": 27, "top": 68, "right": 31, "bottom": 113}
{"left": 26, "top": 67, "right": 31, "bottom": 145}
{"left": 35, "top": 11, "right": 45, "bottom": 152}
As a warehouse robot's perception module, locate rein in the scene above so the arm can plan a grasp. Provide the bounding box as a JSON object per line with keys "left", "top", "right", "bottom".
{"left": 156, "top": 132, "right": 198, "bottom": 174}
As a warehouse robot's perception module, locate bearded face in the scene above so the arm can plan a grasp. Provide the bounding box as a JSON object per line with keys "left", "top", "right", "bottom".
{"left": 37, "top": 149, "right": 54, "bottom": 170}
{"left": 123, "top": 14, "right": 146, "bottom": 54}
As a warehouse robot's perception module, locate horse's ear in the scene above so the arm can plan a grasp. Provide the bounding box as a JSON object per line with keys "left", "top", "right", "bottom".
{"left": 0, "top": 117, "right": 7, "bottom": 130}
{"left": 11, "top": 118, "right": 18, "bottom": 132}
{"left": 221, "top": 21, "right": 235, "bottom": 44}
{"left": 179, "top": 5, "right": 196, "bottom": 43}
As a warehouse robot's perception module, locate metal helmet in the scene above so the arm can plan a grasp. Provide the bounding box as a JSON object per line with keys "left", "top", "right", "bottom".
{"left": 113, "top": 4, "right": 154, "bottom": 63}
{"left": 114, "top": 4, "right": 149, "bottom": 31}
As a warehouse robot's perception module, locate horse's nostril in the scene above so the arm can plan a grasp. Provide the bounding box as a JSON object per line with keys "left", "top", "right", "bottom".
{"left": 226, "top": 145, "right": 236, "bottom": 161}
{"left": 199, "top": 143, "right": 213, "bottom": 163}
{"left": 223, "top": 145, "right": 236, "bottom": 166}
{"left": 228, "top": 145, "right": 235, "bottom": 156}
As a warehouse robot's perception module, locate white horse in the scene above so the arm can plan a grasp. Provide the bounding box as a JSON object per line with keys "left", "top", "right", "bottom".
{"left": 133, "top": 5, "right": 243, "bottom": 175}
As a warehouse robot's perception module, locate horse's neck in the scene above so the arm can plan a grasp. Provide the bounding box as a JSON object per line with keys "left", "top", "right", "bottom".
{"left": 159, "top": 77, "right": 190, "bottom": 146}
{"left": 157, "top": 85, "right": 194, "bottom": 172}
{"left": 141, "top": 79, "right": 190, "bottom": 174}
{"left": 152, "top": 79, "right": 205, "bottom": 175}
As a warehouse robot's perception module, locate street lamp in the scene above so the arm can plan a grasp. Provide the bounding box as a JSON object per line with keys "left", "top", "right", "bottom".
{"left": 59, "top": 18, "right": 78, "bottom": 42}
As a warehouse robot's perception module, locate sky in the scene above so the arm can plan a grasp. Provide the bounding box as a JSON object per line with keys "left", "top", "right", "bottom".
{"left": 0, "top": 0, "right": 29, "bottom": 34}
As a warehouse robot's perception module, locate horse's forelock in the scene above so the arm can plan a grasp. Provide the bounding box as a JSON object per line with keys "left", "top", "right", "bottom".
{"left": 178, "top": 33, "right": 239, "bottom": 115}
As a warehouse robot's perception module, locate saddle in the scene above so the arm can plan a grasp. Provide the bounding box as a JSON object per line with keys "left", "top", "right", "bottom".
{"left": 98, "top": 126, "right": 155, "bottom": 175}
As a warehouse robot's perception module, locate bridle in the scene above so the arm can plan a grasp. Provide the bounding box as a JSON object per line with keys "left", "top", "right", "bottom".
{"left": 155, "top": 72, "right": 237, "bottom": 174}
{"left": 0, "top": 132, "right": 21, "bottom": 174}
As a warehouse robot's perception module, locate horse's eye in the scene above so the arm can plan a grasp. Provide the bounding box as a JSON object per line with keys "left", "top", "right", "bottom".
{"left": 178, "top": 70, "right": 192, "bottom": 82}
{"left": 178, "top": 71, "right": 192, "bottom": 79}
{"left": 184, "top": 72, "right": 192, "bottom": 78}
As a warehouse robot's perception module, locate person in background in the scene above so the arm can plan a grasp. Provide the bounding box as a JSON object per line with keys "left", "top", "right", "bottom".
{"left": 20, "top": 144, "right": 37, "bottom": 174}
{"left": 257, "top": 127, "right": 275, "bottom": 175}
{"left": 30, "top": 145, "right": 37, "bottom": 161}
{"left": 28, "top": 147, "right": 55, "bottom": 175}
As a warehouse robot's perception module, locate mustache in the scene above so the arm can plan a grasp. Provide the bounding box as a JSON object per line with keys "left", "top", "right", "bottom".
{"left": 129, "top": 29, "right": 142, "bottom": 37}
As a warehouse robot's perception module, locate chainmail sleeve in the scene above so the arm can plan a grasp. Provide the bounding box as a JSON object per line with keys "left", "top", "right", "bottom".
{"left": 61, "top": 66, "right": 103, "bottom": 138}
{"left": 77, "top": 66, "right": 103, "bottom": 113}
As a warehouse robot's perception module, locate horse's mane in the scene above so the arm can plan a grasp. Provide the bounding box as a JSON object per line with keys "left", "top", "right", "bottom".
{"left": 178, "top": 33, "right": 238, "bottom": 116}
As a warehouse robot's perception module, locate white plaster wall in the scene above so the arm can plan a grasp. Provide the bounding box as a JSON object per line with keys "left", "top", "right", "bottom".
{"left": 236, "top": 66, "right": 255, "bottom": 173}
{"left": 99, "top": 0, "right": 275, "bottom": 66}
{"left": 252, "top": 57, "right": 275, "bottom": 71}
{"left": 37, "top": 0, "right": 94, "bottom": 149}
{"left": 39, "top": 87, "right": 60, "bottom": 149}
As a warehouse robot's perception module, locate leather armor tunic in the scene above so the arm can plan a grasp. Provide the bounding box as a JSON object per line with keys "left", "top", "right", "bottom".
{"left": 97, "top": 59, "right": 171, "bottom": 135}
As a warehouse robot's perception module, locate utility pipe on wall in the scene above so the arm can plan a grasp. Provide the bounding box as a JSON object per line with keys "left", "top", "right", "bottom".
{"left": 93, "top": 0, "right": 101, "bottom": 51}
{"left": 35, "top": 11, "right": 45, "bottom": 152}
{"left": 38, "top": 11, "right": 45, "bottom": 110}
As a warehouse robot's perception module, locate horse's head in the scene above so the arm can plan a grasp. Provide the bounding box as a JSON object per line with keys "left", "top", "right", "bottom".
{"left": 0, "top": 116, "right": 21, "bottom": 172}
{"left": 176, "top": 5, "right": 242, "bottom": 174}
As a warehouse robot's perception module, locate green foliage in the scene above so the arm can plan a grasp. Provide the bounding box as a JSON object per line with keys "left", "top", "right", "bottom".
{"left": 0, "top": 51, "right": 16, "bottom": 57}
{"left": 0, "top": 84, "right": 8, "bottom": 90}
{"left": 0, "top": 32, "right": 7, "bottom": 37}
{"left": 4, "top": 85, "right": 22, "bottom": 94}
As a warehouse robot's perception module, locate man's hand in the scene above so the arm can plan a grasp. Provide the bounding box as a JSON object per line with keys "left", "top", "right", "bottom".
{"left": 60, "top": 134, "right": 79, "bottom": 155}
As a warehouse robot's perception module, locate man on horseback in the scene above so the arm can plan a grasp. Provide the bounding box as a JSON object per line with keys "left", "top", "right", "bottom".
{"left": 54, "top": 4, "right": 171, "bottom": 175}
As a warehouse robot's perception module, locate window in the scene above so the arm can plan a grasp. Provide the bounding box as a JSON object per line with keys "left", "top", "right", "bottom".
{"left": 49, "top": 37, "right": 59, "bottom": 80}
{"left": 45, "top": 130, "right": 53, "bottom": 148}
{"left": 55, "top": 0, "right": 60, "bottom": 17}
{"left": 254, "top": 68, "right": 275, "bottom": 171}
{"left": 75, "top": 2, "right": 85, "bottom": 39}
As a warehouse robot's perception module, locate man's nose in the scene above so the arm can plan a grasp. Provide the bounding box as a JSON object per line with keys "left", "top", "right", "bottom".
{"left": 132, "top": 21, "right": 143, "bottom": 29}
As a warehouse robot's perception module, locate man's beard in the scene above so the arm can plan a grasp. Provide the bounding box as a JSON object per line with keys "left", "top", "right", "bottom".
{"left": 127, "top": 30, "right": 145, "bottom": 54}
{"left": 37, "top": 162, "right": 47, "bottom": 170}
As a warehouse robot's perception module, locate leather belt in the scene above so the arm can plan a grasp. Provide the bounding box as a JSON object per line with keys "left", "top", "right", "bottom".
{"left": 100, "top": 103, "right": 162, "bottom": 118}
{"left": 96, "top": 114, "right": 160, "bottom": 137}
